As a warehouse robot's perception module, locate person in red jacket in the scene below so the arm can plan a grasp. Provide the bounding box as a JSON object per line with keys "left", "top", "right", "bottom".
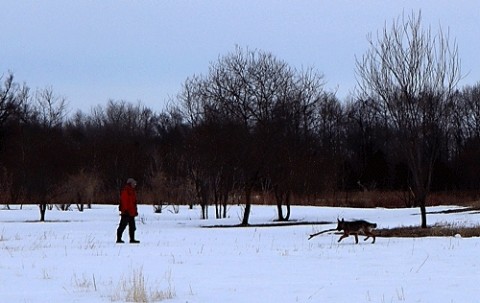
{"left": 116, "top": 178, "right": 140, "bottom": 243}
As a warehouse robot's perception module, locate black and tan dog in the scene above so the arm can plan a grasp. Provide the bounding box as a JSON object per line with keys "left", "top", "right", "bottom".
{"left": 336, "top": 218, "right": 377, "bottom": 244}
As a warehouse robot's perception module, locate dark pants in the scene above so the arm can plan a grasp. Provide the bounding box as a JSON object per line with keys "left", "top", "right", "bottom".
{"left": 117, "top": 214, "right": 137, "bottom": 241}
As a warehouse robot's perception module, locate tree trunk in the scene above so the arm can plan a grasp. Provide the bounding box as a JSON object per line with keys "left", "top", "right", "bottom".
{"left": 276, "top": 203, "right": 284, "bottom": 221}
{"left": 414, "top": 191, "right": 428, "bottom": 228}
{"left": 196, "top": 180, "right": 209, "bottom": 219}
{"left": 284, "top": 202, "right": 291, "bottom": 221}
{"left": 275, "top": 189, "right": 285, "bottom": 221}
{"left": 77, "top": 192, "right": 84, "bottom": 212}
{"left": 214, "top": 195, "right": 220, "bottom": 219}
{"left": 278, "top": 204, "right": 292, "bottom": 221}
{"left": 39, "top": 203, "right": 47, "bottom": 222}
{"left": 222, "top": 193, "right": 227, "bottom": 219}
{"left": 241, "top": 188, "right": 252, "bottom": 226}
{"left": 275, "top": 190, "right": 291, "bottom": 221}
{"left": 201, "top": 204, "right": 208, "bottom": 220}
{"left": 420, "top": 203, "right": 427, "bottom": 228}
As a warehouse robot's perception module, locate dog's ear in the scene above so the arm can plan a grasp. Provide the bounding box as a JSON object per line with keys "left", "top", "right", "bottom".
{"left": 341, "top": 218, "right": 344, "bottom": 222}
{"left": 337, "top": 218, "right": 340, "bottom": 223}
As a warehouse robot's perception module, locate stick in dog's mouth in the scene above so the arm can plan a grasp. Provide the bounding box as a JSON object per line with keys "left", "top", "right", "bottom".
{"left": 308, "top": 228, "right": 337, "bottom": 240}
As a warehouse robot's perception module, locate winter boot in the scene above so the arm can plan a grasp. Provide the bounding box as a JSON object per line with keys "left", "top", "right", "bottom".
{"left": 116, "top": 230, "right": 125, "bottom": 243}
{"left": 129, "top": 228, "right": 139, "bottom": 244}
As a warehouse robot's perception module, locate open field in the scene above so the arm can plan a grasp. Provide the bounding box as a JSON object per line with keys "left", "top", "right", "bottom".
{"left": 1, "top": 204, "right": 479, "bottom": 302}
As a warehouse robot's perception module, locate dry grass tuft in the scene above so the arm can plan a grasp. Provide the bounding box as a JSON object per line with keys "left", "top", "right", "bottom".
{"left": 377, "top": 224, "right": 480, "bottom": 238}
{"left": 111, "top": 268, "right": 175, "bottom": 302}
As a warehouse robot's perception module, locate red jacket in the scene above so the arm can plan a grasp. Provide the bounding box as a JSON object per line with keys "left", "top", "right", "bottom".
{"left": 119, "top": 184, "right": 138, "bottom": 216}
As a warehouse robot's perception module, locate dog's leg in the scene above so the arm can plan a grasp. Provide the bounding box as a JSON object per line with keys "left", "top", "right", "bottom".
{"left": 353, "top": 233, "right": 359, "bottom": 244}
{"left": 364, "top": 231, "right": 376, "bottom": 243}
{"left": 338, "top": 233, "right": 349, "bottom": 243}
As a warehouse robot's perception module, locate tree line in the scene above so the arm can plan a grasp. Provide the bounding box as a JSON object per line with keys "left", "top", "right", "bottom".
{"left": 1, "top": 12, "right": 479, "bottom": 226}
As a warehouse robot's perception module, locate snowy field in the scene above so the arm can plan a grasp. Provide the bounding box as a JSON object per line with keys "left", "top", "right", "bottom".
{"left": 1, "top": 204, "right": 479, "bottom": 303}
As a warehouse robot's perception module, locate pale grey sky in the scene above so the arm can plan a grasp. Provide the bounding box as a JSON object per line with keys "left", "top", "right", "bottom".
{"left": 1, "top": 1, "right": 479, "bottom": 113}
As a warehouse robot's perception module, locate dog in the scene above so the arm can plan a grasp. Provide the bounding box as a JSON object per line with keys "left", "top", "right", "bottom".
{"left": 336, "top": 218, "right": 377, "bottom": 244}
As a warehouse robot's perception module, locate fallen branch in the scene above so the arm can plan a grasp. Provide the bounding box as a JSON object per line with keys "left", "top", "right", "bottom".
{"left": 308, "top": 228, "right": 337, "bottom": 240}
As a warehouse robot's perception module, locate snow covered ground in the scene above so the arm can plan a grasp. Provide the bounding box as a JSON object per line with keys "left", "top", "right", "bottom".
{"left": 1, "top": 204, "right": 479, "bottom": 302}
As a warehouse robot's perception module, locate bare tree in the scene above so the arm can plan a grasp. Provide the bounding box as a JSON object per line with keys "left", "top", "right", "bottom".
{"left": 18, "top": 87, "right": 70, "bottom": 221}
{"left": 0, "top": 72, "right": 28, "bottom": 126}
{"left": 355, "top": 11, "right": 461, "bottom": 227}
{"left": 451, "top": 84, "right": 480, "bottom": 189}
{"left": 34, "top": 87, "right": 68, "bottom": 128}
{"left": 0, "top": 73, "right": 29, "bottom": 208}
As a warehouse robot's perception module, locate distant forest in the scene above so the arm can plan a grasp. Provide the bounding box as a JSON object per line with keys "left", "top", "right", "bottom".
{"left": 1, "top": 32, "right": 480, "bottom": 224}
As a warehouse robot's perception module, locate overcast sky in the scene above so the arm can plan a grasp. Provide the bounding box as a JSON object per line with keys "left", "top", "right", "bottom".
{"left": 1, "top": 1, "right": 479, "bottom": 113}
